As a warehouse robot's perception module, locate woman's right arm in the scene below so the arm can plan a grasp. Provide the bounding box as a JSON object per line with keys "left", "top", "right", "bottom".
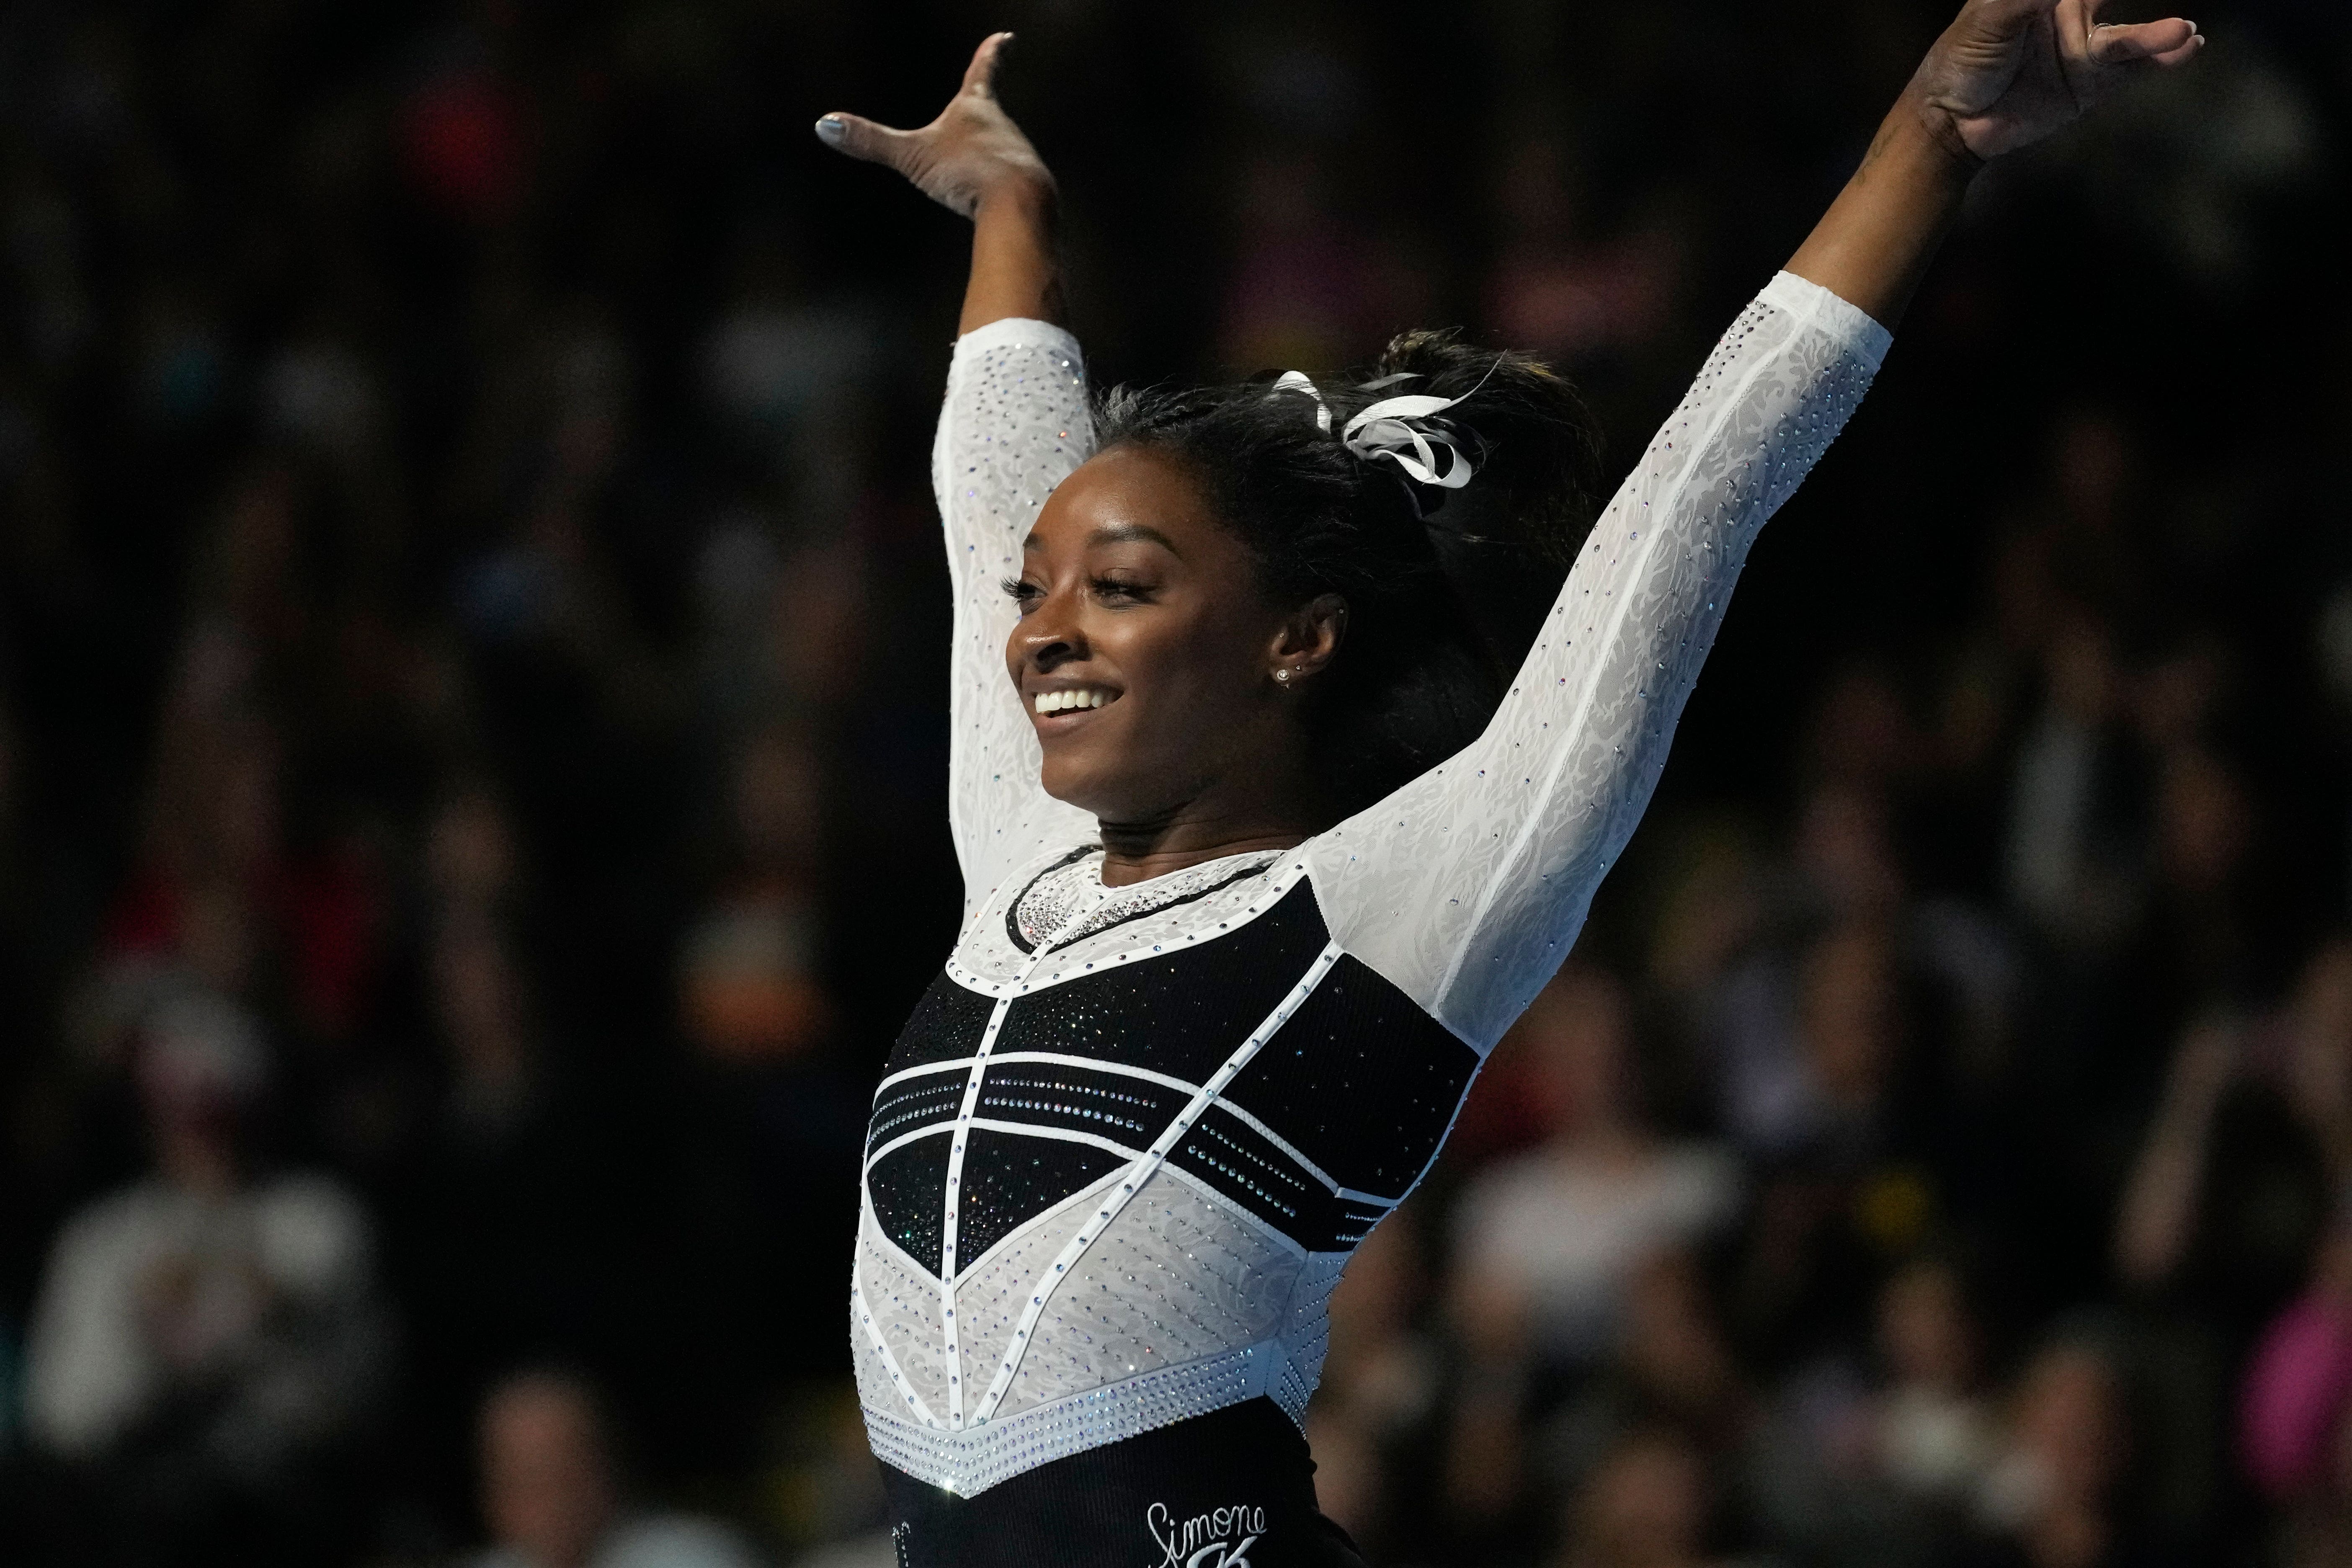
{"left": 820, "top": 36, "right": 1099, "bottom": 910}
{"left": 1304, "top": 0, "right": 2201, "bottom": 1054}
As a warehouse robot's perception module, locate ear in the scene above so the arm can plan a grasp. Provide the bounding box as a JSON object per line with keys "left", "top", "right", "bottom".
{"left": 1266, "top": 594, "right": 1347, "bottom": 687}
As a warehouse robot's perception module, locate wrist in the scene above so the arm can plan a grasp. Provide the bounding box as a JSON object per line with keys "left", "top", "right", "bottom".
{"left": 972, "top": 171, "right": 1057, "bottom": 227}
{"left": 1893, "top": 88, "right": 1986, "bottom": 186}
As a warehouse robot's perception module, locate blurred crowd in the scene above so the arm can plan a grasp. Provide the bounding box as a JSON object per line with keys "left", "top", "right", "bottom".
{"left": 0, "top": 1, "right": 2347, "bottom": 1565}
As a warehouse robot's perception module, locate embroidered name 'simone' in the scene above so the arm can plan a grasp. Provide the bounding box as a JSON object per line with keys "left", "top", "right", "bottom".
{"left": 1148, "top": 1499, "right": 1267, "bottom": 1568}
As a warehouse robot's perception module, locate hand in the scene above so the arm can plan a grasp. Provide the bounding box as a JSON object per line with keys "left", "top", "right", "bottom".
{"left": 1911, "top": 0, "right": 2203, "bottom": 162}
{"left": 815, "top": 33, "right": 1052, "bottom": 219}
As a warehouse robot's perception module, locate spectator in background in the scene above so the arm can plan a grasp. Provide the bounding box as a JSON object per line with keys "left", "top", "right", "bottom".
{"left": 2114, "top": 941, "right": 2341, "bottom": 1332}
{"left": 1445, "top": 965, "right": 1739, "bottom": 1540}
{"left": 470, "top": 1368, "right": 763, "bottom": 1568}
{"left": 1748, "top": 1256, "right": 1996, "bottom": 1567}
{"left": 1305, "top": 1204, "right": 1443, "bottom": 1557}
{"left": 1454, "top": 966, "right": 1741, "bottom": 1372}
{"left": 22, "top": 994, "right": 385, "bottom": 1562}
{"left": 1535, "top": 1248, "right": 1755, "bottom": 1534}
{"left": 678, "top": 728, "right": 833, "bottom": 1068}
{"left": 1730, "top": 920, "right": 1914, "bottom": 1359}
{"left": 2241, "top": 1230, "right": 2352, "bottom": 1566}
{"left": 1553, "top": 1426, "right": 1730, "bottom": 1568}
{"left": 1872, "top": 1259, "right": 1998, "bottom": 1506}
{"left": 1969, "top": 1332, "right": 2152, "bottom": 1568}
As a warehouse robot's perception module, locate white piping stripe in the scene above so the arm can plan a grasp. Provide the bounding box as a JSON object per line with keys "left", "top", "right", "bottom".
{"left": 867, "top": 1063, "right": 1411, "bottom": 1201}
{"left": 985, "top": 1051, "right": 1351, "bottom": 1198}
{"left": 1153, "top": 1161, "right": 1308, "bottom": 1263}
{"left": 850, "top": 1200, "right": 941, "bottom": 1430}
{"left": 945, "top": 1167, "right": 1130, "bottom": 1289}
{"left": 872, "top": 1057, "right": 975, "bottom": 1100}
{"left": 980, "top": 1050, "right": 1197, "bottom": 1095}
{"left": 878, "top": 1052, "right": 1374, "bottom": 1205}
{"left": 1206, "top": 1102, "right": 1347, "bottom": 1199}
{"left": 938, "top": 991, "right": 1014, "bottom": 1429}
{"left": 865, "top": 1122, "right": 952, "bottom": 1175}
{"left": 937, "top": 937, "right": 1066, "bottom": 1431}
{"left": 945, "top": 854, "right": 1314, "bottom": 1000}
{"left": 960, "top": 1118, "right": 1142, "bottom": 1161}
{"left": 968, "top": 941, "right": 1345, "bottom": 1426}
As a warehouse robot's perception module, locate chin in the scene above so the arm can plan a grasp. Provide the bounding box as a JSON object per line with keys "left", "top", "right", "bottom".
{"left": 1037, "top": 751, "right": 1156, "bottom": 825}
{"left": 1036, "top": 753, "right": 1108, "bottom": 815}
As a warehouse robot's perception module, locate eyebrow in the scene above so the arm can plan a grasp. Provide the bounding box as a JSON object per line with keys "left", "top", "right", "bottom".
{"left": 1021, "top": 522, "right": 1182, "bottom": 555}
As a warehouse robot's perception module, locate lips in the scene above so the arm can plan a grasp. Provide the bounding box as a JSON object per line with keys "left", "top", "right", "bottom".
{"left": 1032, "top": 686, "right": 1118, "bottom": 715}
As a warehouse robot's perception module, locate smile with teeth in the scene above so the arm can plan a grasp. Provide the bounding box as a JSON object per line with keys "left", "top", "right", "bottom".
{"left": 1033, "top": 687, "right": 1115, "bottom": 714}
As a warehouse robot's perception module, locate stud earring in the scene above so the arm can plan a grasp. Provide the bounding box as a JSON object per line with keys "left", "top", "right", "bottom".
{"left": 1275, "top": 668, "right": 1291, "bottom": 683}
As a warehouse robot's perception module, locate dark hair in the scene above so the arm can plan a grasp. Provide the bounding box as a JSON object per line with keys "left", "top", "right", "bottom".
{"left": 1095, "top": 330, "right": 1604, "bottom": 816}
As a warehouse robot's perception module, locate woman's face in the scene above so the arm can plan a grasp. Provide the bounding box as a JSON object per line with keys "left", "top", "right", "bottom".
{"left": 1004, "top": 445, "right": 1330, "bottom": 825}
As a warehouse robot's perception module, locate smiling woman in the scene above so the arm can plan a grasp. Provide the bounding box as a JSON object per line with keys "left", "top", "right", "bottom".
{"left": 813, "top": 6, "right": 2202, "bottom": 1564}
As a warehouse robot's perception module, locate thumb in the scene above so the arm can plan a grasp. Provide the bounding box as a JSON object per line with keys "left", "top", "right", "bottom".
{"left": 813, "top": 112, "right": 912, "bottom": 169}
{"left": 961, "top": 31, "right": 1013, "bottom": 99}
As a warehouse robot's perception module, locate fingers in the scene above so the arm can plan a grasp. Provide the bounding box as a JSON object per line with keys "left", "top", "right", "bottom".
{"left": 2088, "top": 16, "right": 2202, "bottom": 67}
{"left": 2089, "top": 17, "right": 2202, "bottom": 65}
{"left": 812, "top": 112, "right": 913, "bottom": 169}
{"left": 959, "top": 31, "right": 1013, "bottom": 100}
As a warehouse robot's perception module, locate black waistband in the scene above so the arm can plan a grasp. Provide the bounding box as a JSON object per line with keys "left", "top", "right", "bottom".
{"left": 879, "top": 1398, "right": 1365, "bottom": 1568}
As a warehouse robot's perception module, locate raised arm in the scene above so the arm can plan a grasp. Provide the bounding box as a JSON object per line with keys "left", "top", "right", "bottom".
{"left": 819, "top": 36, "right": 1099, "bottom": 909}
{"left": 1787, "top": 0, "right": 2200, "bottom": 324}
{"left": 1304, "top": 0, "right": 2201, "bottom": 1051}
{"left": 818, "top": 33, "right": 1063, "bottom": 335}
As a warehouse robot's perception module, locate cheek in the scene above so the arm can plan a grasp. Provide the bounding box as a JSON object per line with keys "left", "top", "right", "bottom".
{"left": 1124, "top": 616, "right": 1266, "bottom": 723}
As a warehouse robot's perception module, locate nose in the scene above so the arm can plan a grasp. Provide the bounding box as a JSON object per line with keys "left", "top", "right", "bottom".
{"left": 1016, "top": 582, "right": 1087, "bottom": 673}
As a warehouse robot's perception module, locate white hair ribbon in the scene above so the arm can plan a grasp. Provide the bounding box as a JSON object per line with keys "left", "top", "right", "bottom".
{"left": 1273, "top": 363, "right": 1497, "bottom": 490}
{"left": 1341, "top": 365, "right": 1496, "bottom": 489}
{"left": 1271, "top": 369, "right": 1333, "bottom": 433}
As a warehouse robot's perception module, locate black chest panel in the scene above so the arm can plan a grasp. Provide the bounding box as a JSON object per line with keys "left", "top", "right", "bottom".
{"left": 1221, "top": 957, "right": 1479, "bottom": 1198}
{"left": 865, "top": 880, "right": 1481, "bottom": 1268}
{"left": 983, "top": 877, "right": 1336, "bottom": 1082}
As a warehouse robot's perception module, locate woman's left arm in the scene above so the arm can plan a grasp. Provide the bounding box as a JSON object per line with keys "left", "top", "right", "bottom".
{"left": 1303, "top": 0, "right": 2200, "bottom": 1052}
{"left": 1789, "top": 0, "right": 2200, "bottom": 325}
{"left": 819, "top": 37, "right": 1101, "bottom": 913}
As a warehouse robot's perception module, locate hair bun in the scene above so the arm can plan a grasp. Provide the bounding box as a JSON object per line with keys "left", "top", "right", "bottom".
{"left": 1351, "top": 330, "right": 1604, "bottom": 564}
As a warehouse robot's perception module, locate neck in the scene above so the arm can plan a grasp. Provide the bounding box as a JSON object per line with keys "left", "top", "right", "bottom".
{"left": 1094, "top": 783, "right": 1329, "bottom": 888}
{"left": 1096, "top": 817, "right": 1318, "bottom": 887}
{"left": 1088, "top": 730, "right": 1334, "bottom": 887}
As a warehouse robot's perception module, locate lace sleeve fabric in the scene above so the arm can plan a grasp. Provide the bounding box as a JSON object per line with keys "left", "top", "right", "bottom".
{"left": 932, "top": 317, "right": 1101, "bottom": 916}
{"left": 1304, "top": 271, "right": 1894, "bottom": 1052}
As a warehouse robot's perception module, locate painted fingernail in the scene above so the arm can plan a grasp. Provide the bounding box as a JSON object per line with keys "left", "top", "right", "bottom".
{"left": 814, "top": 116, "right": 846, "bottom": 146}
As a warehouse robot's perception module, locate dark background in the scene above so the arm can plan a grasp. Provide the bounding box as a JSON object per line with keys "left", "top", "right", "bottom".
{"left": 0, "top": 1, "right": 2347, "bottom": 1564}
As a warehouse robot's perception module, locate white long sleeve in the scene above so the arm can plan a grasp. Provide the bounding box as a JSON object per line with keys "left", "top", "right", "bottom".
{"left": 1302, "top": 272, "right": 1889, "bottom": 1050}
{"left": 863, "top": 273, "right": 1888, "bottom": 1497}
{"left": 928, "top": 274, "right": 1887, "bottom": 1044}
{"left": 931, "top": 319, "right": 1101, "bottom": 918}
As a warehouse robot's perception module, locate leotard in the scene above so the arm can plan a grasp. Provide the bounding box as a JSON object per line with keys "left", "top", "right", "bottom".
{"left": 855, "top": 272, "right": 1889, "bottom": 1566}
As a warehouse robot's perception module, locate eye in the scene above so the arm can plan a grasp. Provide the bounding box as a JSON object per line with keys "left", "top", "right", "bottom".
{"left": 1091, "top": 574, "right": 1155, "bottom": 605}
{"left": 1000, "top": 576, "right": 1044, "bottom": 611}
